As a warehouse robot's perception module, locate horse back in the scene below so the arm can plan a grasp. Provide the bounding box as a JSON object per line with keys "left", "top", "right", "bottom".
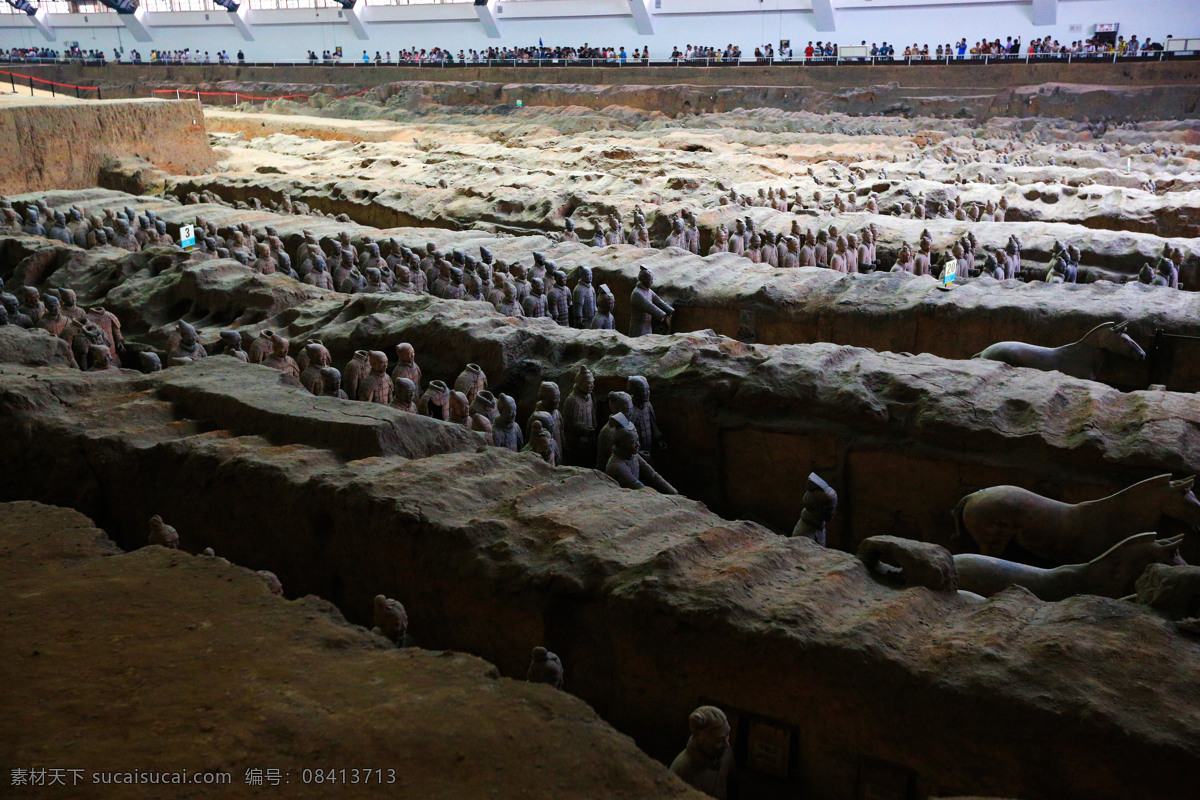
{"left": 953, "top": 553, "right": 1059, "bottom": 599}
{"left": 977, "top": 341, "right": 1057, "bottom": 371}
{"left": 960, "top": 486, "right": 1067, "bottom": 555}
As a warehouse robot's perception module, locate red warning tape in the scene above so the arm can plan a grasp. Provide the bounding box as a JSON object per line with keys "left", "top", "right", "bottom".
{"left": 0, "top": 70, "right": 99, "bottom": 90}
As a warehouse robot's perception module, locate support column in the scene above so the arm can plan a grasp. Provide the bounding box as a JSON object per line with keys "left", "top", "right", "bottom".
{"left": 628, "top": 0, "right": 654, "bottom": 35}
{"left": 344, "top": 6, "right": 370, "bottom": 40}
{"left": 1031, "top": 0, "right": 1057, "bottom": 26}
{"left": 230, "top": 6, "right": 254, "bottom": 41}
{"left": 475, "top": 0, "right": 501, "bottom": 40}
{"left": 123, "top": 7, "right": 154, "bottom": 42}
{"left": 811, "top": 0, "right": 836, "bottom": 33}
{"left": 30, "top": 8, "right": 55, "bottom": 41}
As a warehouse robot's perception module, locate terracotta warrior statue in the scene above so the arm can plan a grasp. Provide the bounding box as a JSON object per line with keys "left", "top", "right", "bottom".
{"left": 524, "top": 419, "right": 559, "bottom": 465}
{"left": 219, "top": 330, "right": 249, "bottom": 361}
{"left": 799, "top": 230, "right": 816, "bottom": 267}
{"left": 169, "top": 320, "right": 207, "bottom": 364}
{"left": 547, "top": 269, "right": 571, "bottom": 326}
{"left": 625, "top": 376, "right": 665, "bottom": 463}
{"left": 561, "top": 218, "right": 580, "bottom": 243}
{"left": 570, "top": 267, "right": 597, "bottom": 329}
{"left": 790, "top": 473, "right": 838, "bottom": 546}
{"left": 914, "top": 239, "right": 933, "bottom": 277}
{"left": 391, "top": 377, "right": 417, "bottom": 412}
{"left": 492, "top": 393, "right": 523, "bottom": 451}
{"left": 373, "top": 595, "right": 414, "bottom": 647}
{"left": 454, "top": 363, "right": 487, "bottom": 404}
{"left": 300, "top": 342, "right": 330, "bottom": 395}
{"left": 147, "top": 515, "right": 180, "bottom": 549}
{"left": 262, "top": 334, "right": 300, "bottom": 378}
{"left": 60, "top": 288, "right": 85, "bottom": 323}
{"left": 590, "top": 289, "right": 616, "bottom": 330}
{"left": 560, "top": 366, "right": 597, "bottom": 468}
{"left": 70, "top": 322, "right": 107, "bottom": 368}
{"left": 18, "top": 287, "right": 45, "bottom": 325}
{"left": 86, "top": 306, "right": 123, "bottom": 358}
{"left": 343, "top": 349, "right": 371, "bottom": 399}
{"left": 527, "top": 646, "right": 565, "bottom": 689}
{"left": 391, "top": 343, "right": 421, "bottom": 387}
{"left": 814, "top": 230, "right": 829, "bottom": 268}
{"left": 529, "top": 381, "right": 565, "bottom": 456}
{"left": 495, "top": 280, "right": 523, "bottom": 317}
{"left": 605, "top": 426, "right": 677, "bottom": 494}
{"left": 447, "top": 390, "right": 471, "bottom": 426}
{"left": 1, "top": 293, "right": 31, "bottom": 328}
{"left": 628, "top": 266, "right": 673, "bottom": 337}
{"left": 357, "top": 351, "right": 394, "bottom": 405}
{"left": 595, "top": 391, "right": 636, "bottom": 470}
{"left": 666, "top": 218, "right": 688, "bottom": 249}
{"left": 857, "top": 229, "right": 875, "bottom": 273}
{"left": 781, "top": 236, "right": 799, "bottom": 269}
{"left": 36, "top": 296, "right": 69, "bottom": 338}
{"left": 728, "top": 219, "right": 746, "bottom": 256}
{"left": 469, "top": 390, "right": 498, "bottom": 433}
{"left": 670, "top": 706, "right": 733, "bottom": 800}
{"left": 418, "top": 379, "right": 451, "bottom": 420}
{"left": 707, "top": 226, "right": 729, "bottom": 256}
{"left": 319, "top": 367, "right": 350, "bottom": 399}
{"left": 87, "top": 344, "right": 120, "bottom": 372}
{"left": 844, "top": 234, "right": 859, "bottom": 273}
{"left": 830, "top": 236, "right": 847, "bottom": 273}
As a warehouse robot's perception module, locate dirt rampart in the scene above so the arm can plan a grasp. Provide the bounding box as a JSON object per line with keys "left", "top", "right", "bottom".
{"left": 0, "top": 97, "right": 215, "bottom": 195}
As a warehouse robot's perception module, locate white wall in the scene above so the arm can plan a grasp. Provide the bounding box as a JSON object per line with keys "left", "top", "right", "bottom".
{"left": 0, "top": 0, "right": 1194, "bottom": 61}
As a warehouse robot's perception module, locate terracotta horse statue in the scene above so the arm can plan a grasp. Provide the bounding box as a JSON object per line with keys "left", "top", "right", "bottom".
{"left": 954, "top": 532, "right": 1184, "bottom": 601}
{"left": 972, "top": 321, "right": 1144, "bottom": 381}
{"left": 954, "top": 474, "right": 1200, "bottom": 564}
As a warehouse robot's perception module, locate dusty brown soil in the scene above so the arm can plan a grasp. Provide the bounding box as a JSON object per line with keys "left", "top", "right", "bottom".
{"left": 0, "top": 500, "right": 700, "bottom": 800}
{"left": 0, "top": 97, "right": 214, "bottom": 195}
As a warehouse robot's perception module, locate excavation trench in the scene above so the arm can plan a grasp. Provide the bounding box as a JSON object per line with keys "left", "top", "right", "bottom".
{"left": 17, "top": 189, "right": 1200, "bottom": 398}
{"left": 2, "top": 356, "right": 1199, "bottom": 800}
{"left": 5, "top": 182, "right": 1200, "bottom": 800}
{"left": 5, "top": 191, "right": 1200, "bottom": 555}
{"left": 6, "top": 81, "right": 1200, "bottom": 800}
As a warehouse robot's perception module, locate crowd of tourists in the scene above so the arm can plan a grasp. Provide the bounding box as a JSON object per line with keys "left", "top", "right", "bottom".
{"left": 296, "top": 34, "right": 1185, "bottom": 66}
{"left": 1, "top": 34, "right": 1187, "bottom": 69}
{"left": 884, "top": 33, "right": 1171, "bottom": 60}
{"left": 1, "top": 45, "right": 105, "bottom": 63}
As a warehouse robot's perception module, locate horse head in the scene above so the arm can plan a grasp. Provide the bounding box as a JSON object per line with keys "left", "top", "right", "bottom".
{"left": 1091, "top": 321, "right": 1145, "bottom": 361}
{"left": 1089, "top": 532, "right": 1186, "bottom": 591}
{"left": 1162, "top": 477, "right": 1200, "bottom": 531}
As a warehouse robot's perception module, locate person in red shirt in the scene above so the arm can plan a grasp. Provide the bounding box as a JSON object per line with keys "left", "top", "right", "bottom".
{"left": 805, "top": 42, "right": 815, "bottom": 60}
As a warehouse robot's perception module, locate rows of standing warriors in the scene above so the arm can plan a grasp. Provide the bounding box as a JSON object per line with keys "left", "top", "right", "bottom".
{"left": 1, "top": 199, "right": 678, "bottom": 496}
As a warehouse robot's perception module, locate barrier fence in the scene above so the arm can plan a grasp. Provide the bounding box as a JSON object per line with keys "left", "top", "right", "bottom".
{"left": 1, "top": 51, "right": 1199, "bottom": 70}
{"left": 0, "top": 68, "right": 101, "bottom": 98}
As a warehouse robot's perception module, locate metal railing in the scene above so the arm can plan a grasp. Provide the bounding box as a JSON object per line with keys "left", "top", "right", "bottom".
{"left": 0, "top": 68, "right": 102, "bottom": 96}
{"left": 1, "top": 51, "right": 1196, "bottom": 68}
